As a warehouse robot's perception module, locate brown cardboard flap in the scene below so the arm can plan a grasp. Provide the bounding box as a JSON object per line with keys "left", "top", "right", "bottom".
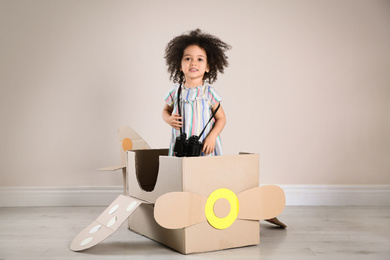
{"left": 237, "top": 185, "right": 285, "bottom": 220}
{"left": 182, "top": 154, "right": 259, "bottom": 196}
{"left": 70, "top": 195, "right": 149, "bottom": 251}
{"left": 154, "top": 192, "right": 207, "bottom": 229}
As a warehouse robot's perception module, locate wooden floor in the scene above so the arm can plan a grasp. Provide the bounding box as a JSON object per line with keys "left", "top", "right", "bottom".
{"left": 0, "top": 206, "right": 389, "bottom": 259}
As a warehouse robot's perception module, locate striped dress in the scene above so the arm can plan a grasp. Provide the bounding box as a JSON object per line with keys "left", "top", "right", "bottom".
{"left": 164, "top": 83, "right": 223, "bottom": 156}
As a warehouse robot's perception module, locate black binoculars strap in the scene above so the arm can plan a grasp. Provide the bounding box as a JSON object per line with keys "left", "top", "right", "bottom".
{"left": 198, "top": 102, "right": 220, "bottom": 138}
{"left": 177, "top": 84, "right": 183, "bottom": 136}
{"left": 176, "top": 84, "right": 220, "bottom": 140}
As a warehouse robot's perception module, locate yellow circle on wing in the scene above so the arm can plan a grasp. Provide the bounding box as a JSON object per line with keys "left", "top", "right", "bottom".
{"left": 205, "top": 188, "right": 239, "bottom": 230}
{"left": 122, "top": 138, "right": 133, "bottom": 151}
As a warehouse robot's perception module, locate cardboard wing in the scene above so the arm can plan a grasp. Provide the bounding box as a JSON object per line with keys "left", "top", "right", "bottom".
{"left": 70, "top": 195, "right": 150, "bottom": 251}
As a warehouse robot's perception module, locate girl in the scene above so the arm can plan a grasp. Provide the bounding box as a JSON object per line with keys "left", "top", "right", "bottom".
{"left": 162, "top": 29, "right": 230, "bottom": 156}
{"left": 161, "top": 29, "right": 287, "bottom": 229}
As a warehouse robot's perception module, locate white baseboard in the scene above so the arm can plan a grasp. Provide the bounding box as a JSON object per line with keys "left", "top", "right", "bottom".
{"left": 280, "top": 185, "right": 390, "bottom": 206}
{"left": 0, "top": 186, "right": 123, "bottom": 207}
{"left": 0, "top": 185, "right": 389, "bottom": 207}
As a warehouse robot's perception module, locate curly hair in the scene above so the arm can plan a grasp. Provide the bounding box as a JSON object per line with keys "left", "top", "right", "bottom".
{"left": 164, "top": 29, "right": 231, "bottom": 84}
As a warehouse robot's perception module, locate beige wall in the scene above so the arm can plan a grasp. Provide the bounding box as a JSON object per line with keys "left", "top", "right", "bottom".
{"left": 0, "top": 0, "right": 389, "bottom": 186}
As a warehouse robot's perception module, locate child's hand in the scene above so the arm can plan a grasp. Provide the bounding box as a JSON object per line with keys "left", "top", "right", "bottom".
{"left": 162, "top": 104, "right": 183, "bottom": 130}
{"left": 168, "top": 113, "right": 183, "bottom": 130}
{"left": 202, "top": 136, "right": 216, "bottom": 155}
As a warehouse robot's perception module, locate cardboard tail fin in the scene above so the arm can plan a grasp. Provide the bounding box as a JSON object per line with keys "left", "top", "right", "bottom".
{"left": 70, "top": 195, "right": 149, "bottom": 251}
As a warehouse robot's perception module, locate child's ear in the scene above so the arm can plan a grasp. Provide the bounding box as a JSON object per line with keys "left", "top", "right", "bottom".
{"left": 206, "top": 64, "right": 210, "bottom": 73}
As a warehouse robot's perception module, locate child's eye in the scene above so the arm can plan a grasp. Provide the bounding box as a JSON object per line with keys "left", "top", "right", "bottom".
{"left": 198, "top": 58, "right": 203, "bottom": 62}
{"left": 184, "top": 57, "right": 190, "bottom": 61}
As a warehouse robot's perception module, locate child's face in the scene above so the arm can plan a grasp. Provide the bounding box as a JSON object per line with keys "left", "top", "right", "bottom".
{"left": 181, "top": 45, "right": 209, "bottom": 84}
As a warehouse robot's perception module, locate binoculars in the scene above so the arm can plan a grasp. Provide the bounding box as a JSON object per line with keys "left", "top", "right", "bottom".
{"left": 173, "top": 133, "right": 203, "bottom": 157}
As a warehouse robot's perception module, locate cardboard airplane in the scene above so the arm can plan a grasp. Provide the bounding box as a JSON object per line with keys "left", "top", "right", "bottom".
{"left": 70, "top": 126, "right": 286, "bottom": 254}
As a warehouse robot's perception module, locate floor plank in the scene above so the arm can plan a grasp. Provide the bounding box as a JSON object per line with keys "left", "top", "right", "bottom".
{"left": 0, "top": 206, "right": 389, "bottom": 259}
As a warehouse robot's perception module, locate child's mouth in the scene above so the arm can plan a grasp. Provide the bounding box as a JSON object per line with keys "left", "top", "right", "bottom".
{"left": 189, "top": 68, "right": 198, "bottom": 72}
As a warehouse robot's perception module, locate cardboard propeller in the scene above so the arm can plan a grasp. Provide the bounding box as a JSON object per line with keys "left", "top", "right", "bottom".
{"left": 154, "top": 185, "right": 285, "bottom": 230}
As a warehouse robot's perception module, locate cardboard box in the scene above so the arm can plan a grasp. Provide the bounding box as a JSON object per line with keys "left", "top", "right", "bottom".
{"left": 126, "top": 150, "right": 260, "bottom": 254}
{"left": 70, "top": 127, "right": 285, "bottom": 254}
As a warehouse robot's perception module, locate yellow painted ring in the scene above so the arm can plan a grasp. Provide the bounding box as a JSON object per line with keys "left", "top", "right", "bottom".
{"left": 205, "top": 188, "right": 239, "bottom": 229}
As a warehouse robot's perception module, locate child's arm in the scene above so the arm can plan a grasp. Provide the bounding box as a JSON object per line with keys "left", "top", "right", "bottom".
{"left": 162, "top": 104, "right": 183, "bottom": 130}
{"left": 203, "top": 103, "right": 226, "bottom": 155}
